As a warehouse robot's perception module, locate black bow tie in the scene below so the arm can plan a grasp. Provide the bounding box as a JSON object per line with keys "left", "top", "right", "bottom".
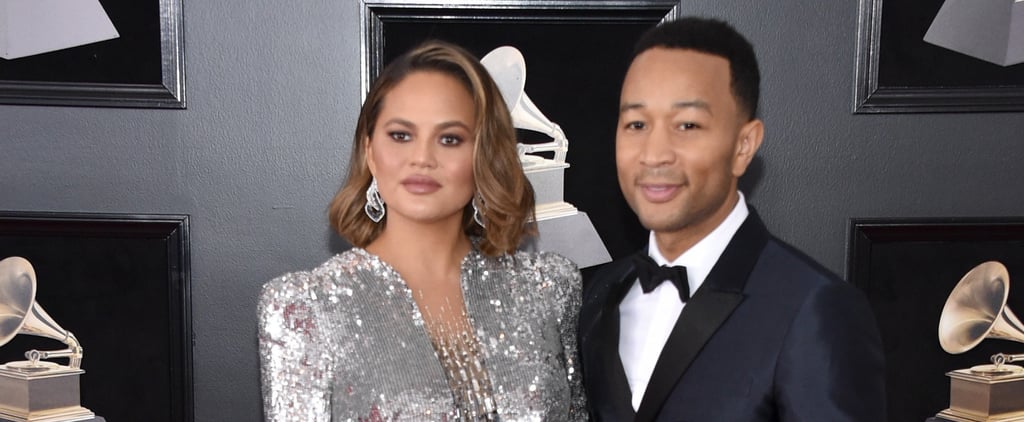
{"left": 632, "top": 253, "right": 690, "bottom": 302}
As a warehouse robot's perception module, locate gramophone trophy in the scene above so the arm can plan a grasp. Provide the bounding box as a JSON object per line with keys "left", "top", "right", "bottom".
{"left": 481, "top": 46, "right": 611, "bottom": 268}
{"left": 923, "top": 0, "right": 1024, "bottom": 67}
{"left": 0, "top": 256, "right": 94, "bottom": 422}
{"left": 934, "top": 261, "right": 1024, "bottom": 422}
{"left": 0, "top": 0, "right": 120, "bottom": 60}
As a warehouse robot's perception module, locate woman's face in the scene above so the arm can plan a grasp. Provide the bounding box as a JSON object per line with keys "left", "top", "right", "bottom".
{"left": 366, "top": 70, "right": 477, "bottom": 228}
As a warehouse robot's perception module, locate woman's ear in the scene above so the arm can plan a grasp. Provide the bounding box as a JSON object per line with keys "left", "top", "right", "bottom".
{"left": 364, "top": 136, "right": 376, "bottom": 176}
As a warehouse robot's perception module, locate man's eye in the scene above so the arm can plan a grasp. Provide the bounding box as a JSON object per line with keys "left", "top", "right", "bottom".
{"left": 624, "top": 121, "right": 646, "bottom": 130}
{"left": 678, "top": 122, "right": 700, "bottom": 130}
{"left": 388, "top": 131, "right": 411, "bottom": 142}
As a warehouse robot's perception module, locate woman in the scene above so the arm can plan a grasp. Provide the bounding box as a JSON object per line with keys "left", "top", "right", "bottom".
{"left": 258, "top": 41, "right": 585, "bottom": 421}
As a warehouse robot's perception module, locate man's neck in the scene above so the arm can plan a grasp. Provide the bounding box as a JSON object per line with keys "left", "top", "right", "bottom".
{"left": 654, "top": 192, "right": 741, "bottom": 261}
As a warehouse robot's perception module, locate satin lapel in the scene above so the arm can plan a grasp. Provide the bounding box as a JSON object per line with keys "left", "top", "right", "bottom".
{"left": 581, "top": 257, "right": 638, "bottom": 421}
{"left": 634, "top": 210, "right": 772, "bottom": 422}
{"left": 634, "top": 289, "right": 743, "bottom": 421}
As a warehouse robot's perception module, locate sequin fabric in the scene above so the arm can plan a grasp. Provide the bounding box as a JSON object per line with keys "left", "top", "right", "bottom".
{"left": 258, "top": 247, "right": 586, "bottom": 421}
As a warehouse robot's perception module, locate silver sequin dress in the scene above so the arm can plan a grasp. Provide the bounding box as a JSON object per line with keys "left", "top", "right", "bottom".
{"left": 258, "top": 247, "right": 586, "bottom": 421}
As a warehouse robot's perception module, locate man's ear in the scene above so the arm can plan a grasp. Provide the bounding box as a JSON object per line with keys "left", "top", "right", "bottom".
{"left": 732, "top": 119, "right": 764, "bottom": 177}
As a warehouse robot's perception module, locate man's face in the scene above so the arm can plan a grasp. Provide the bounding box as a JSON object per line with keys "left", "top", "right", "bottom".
{"left": 616, "top": 47, "right": 762, "bottom": 245}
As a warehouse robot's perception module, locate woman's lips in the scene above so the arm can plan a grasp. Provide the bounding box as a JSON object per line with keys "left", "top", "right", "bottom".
{"left": 401, "top": 175, "right": 441, "bottom": 194}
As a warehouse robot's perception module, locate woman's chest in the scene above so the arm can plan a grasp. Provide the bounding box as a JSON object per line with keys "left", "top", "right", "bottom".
{"left": 322, "top": 281, "right": 568, "bottom": 420}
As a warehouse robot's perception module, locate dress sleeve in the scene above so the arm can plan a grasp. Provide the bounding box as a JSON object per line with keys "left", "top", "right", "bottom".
{"left": 258, "top": 274, "right": 334, "bottom": 422}
{"left": 545, "top": 253, "right": 589, "bottom": 421}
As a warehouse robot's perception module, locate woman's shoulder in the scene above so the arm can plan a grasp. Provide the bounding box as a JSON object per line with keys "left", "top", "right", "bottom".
{"left": 515, "top": 250, "right": 577, "bottom": 275}
{"left": 484, "top": 249, "right": 574, "bottom": 269}
{"left": 485, "top": 250, "right": 580, "bottom": 290}
{"left": 503, "top": 251, "right": 581, "bottom": 313}
{"left": 259, "top": 249, "right": 373, "bottom": 301}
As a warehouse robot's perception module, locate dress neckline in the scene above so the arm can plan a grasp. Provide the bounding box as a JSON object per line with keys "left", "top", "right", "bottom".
{"left": 347, "top": 246, "right": 499, "bottom": 419}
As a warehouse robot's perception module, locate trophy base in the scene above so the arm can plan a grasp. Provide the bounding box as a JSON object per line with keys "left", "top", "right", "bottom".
{"left": 524, "top": 211, "right": 611, "bottom": 268}
{"left": 534, "top": 202, "right": 578, "bottom": 221}
{"left": 0, "top": 364, "right": 94, "bottom": 422}
{"left": 935, "top": 367, "right": 1024, "bottom": 421}
{"left": 936, "top": 410, "right": 1024, "bottom": 422}
{"left": 523, "top": 159, "right": 569, "bottom": 208}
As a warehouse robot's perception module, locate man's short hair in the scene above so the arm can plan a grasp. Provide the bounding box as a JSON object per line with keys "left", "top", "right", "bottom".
{"left": 633, "top": 17, "right": 760, "bottom": 120}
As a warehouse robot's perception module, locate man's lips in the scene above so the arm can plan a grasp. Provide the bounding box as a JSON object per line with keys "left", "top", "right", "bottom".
{"left": 401, "top": 175, "right": 441, "bottom": 194}
{"left": 639, "top": 183, "right": 681, "bottom": 203}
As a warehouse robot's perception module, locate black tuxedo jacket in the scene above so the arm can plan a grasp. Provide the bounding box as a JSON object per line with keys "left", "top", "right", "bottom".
{"left": 579, "top": 210, "right": 885, "bottom": 421}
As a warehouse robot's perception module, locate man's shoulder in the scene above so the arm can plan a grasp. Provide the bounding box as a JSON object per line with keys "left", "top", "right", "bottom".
{"left": 759, "top": 235, "right": 841, "bottom": 283}
{"left": 750, "top": 235, "right": 870, "bottom": 311}
{"left": 580, "top": 254, "right": 635, "bottom": 305}
{"left": 585, "top": 254, "right": 635, "bottom": 283}
{"left": 590, "top": 254, "right": 636, "bottom": 276}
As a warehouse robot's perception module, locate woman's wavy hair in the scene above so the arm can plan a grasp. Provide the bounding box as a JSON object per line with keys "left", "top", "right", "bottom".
{"left": 328, "top": 40, "right": 536, "bottom": 256}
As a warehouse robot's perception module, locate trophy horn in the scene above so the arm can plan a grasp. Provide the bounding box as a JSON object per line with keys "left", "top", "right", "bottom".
{"left": 480, "top": 46, "right": 568, "bottom": 163}
{"left": 938, "top": 261, "right": 1024, "bottom": 355}
{"left": 0, "top": 256, "right": 82, "bottom": 368}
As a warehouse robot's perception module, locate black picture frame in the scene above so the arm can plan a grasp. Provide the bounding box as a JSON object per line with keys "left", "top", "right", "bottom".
{"left": 360, "top": 0, "right": 678, "bottom": 260}
{"left": 847, "top": 218, "right": 1024, "bottom": 421}
{"left": 0, "top": 212, "right": 193, "bottom": 421}
{"left": 853, "top": 0, "right": 1024, "bottom": 113}
{"left": 0, "top": 0, "right": 186, "bottom": 108}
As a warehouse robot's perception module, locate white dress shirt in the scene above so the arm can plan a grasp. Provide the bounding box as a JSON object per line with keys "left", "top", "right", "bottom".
{"left": 618, "top": 192, "right": 750, "bottom": 410}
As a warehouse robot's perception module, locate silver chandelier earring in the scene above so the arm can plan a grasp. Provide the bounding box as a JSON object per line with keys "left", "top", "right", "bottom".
{"left": 365, "top": 177, "right": 385, "bottom": 223}
{"left": 472, "top": 194, "right": 486, "bottom": 228}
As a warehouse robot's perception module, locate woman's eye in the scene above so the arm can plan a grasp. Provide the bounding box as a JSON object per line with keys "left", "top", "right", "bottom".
{"left": 439, "top": 135, "right": 462, "bottom": 146}
{"left": 388, "top": 131, "right": 411, "bottom": 142}
{"left": 678, "top": 122, "right": 700, "bottom": 130}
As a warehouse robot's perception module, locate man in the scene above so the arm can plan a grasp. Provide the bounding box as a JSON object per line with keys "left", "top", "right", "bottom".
{"left": 579, "top": 17, "right": 885, "bottom": 421}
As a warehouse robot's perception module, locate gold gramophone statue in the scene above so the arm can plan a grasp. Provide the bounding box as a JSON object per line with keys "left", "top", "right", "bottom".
{"left": 935, "top": 261, "right": 1024, "bottom": 422}
{"left": 0, "top": 256, "right": 94, "bottom": 422}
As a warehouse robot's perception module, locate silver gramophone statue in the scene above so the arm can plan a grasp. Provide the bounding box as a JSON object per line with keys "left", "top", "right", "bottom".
{"left": 481, "top": 46, "right": 610, "bottom": 268}
{"left": 0, "top": 256, "right": 94, "bottom": 422}
{"left": 935, "top": 261, "right": 1024, "bottom": 422}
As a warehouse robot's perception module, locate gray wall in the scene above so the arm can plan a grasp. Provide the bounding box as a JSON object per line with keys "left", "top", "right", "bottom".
{"left": 1, "top": 1, "right": 1022, "bottom": 420}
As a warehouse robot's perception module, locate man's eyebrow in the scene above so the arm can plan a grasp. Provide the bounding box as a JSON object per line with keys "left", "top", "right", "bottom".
{"left": 619, "top": 100, "right": 713, "bottom": 115}
{"left": 673, "top": 100, "right": 712, "bottom": 115}
{"left": 619, "top": 102, "right": 644, "bottom": 113}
